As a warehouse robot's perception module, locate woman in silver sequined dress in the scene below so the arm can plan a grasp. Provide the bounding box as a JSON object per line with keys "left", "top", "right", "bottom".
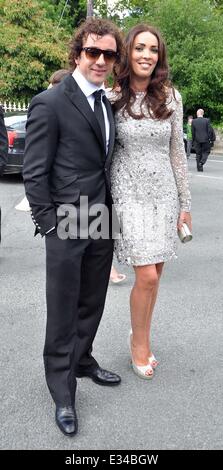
{"left": 109, "top": 24, "right": 192, "bottom": 380}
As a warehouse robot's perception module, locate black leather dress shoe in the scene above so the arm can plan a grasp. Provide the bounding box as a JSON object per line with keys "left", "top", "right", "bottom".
{"left": 55, "top": 406, "right": 78, "bottom": 436}
{"left": 76, "top": 366, "right": 121, "bottom": 386}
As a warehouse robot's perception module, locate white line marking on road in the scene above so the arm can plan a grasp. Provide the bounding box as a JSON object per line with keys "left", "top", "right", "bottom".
{"left": 195, "top": 175, "right": 223, "bottom": 180}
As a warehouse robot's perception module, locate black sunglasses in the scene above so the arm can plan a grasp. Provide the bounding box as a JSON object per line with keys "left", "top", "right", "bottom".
{"left": 81, "top": 47, "right": 119, "bottom": 63}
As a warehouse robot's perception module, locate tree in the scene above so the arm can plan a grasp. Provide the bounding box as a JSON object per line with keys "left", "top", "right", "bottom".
{"left": 0, "top": 0, "right": 70, "bottom": 101}
{"left": 1, "top": 0, "right": 223, "bottom": 122}
{"left": 40, "top": 1, "right": 87, "bottom": 32}
{"left": 153, "top": 0, "right": 223, "bottom": 122}
{"left": 87, "top": 0, "right": 94, "bottom": 17}
{"left": 211, "top": 0, "right": 223, "bottom": 13}
{"left": 108, "top": 0, "right": 223, "bottom": 122}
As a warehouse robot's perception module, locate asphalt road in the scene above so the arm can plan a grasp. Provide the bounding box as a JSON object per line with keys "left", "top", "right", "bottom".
{"left": 0, "top": 153, "right": 223, "bottom": 450}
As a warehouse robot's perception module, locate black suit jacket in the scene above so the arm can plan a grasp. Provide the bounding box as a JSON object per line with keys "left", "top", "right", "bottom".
{"left": 0, "top": 106, "right": 8, "bottom": 176}
{"left": 23, "top": 75, "right": 115, "bottom": 236}
{"left": 192, "top": 117, "right": 211, "bottom": 144}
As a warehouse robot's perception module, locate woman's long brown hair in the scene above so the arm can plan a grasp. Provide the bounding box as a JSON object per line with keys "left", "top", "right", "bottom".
{"left": 113, "top": 24, "right": 174, "bottom": 120}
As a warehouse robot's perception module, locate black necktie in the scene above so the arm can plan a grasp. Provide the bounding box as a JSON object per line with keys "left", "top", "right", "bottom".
{"left": 93, "top": 90, "right": 106, "bottom": 151}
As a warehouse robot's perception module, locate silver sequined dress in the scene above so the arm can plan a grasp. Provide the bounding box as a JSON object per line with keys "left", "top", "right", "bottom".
{"left": 109, "top": 89, "right": 191, "bottom": 266}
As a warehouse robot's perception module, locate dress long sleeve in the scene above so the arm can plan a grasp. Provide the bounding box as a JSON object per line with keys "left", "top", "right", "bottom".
{"left": 169, "top": 91, "right": 191, "bottom": 212}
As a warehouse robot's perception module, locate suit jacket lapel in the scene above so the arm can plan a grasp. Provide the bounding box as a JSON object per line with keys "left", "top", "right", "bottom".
{"left": 103, "top": 96, "right": 115, "bottom": 161}
{"left": 63, "top": 75, "right": 106, "bottom": 153}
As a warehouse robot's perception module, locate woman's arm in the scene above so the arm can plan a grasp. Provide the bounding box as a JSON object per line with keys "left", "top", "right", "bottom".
{"left": 169, "top": 90, "right": 192, "bottom": 230}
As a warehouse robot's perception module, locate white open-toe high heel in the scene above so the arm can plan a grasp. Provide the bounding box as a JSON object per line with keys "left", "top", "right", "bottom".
{"left": 148, "top": 354, "right": 159, "bottom": 369}
{"left": 128, "top": 331, "right": 153, "bottom": 380}
{"left": 110, "top": 274, "right": 126, "bottom": 284}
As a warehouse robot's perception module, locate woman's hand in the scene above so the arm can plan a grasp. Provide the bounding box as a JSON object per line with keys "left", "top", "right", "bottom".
{"left": 177, "top": 211, "right": 192, "bottom": 231}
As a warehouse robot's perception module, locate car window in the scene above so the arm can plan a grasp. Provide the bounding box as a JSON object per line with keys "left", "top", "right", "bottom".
{"left": 9, "top": 121, "right": 26, "bottom": 131}
{"left": 4, "top": 115, "right": 27, "bottom": 130}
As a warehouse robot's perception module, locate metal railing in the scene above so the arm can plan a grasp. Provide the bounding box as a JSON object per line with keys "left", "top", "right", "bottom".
{"left": 0, "top": 101, "right": 29, "bottom": 112}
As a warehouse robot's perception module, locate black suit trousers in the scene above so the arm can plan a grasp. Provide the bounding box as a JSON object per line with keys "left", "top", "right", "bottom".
{"left": 194, "top": 141, "right": 211, "bottom": 166}
{"left": 43, "top": 234, "right": 113, "bottom": 406}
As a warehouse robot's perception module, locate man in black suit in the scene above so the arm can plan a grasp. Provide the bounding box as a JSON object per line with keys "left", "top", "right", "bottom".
{"left": 192, "top": 108, "right": 212, "bottom": 172}
{"left": 0, "top": 106, "right": 8, "bottom": 242}
{"left": 23, "top": 18, "right": 123, "bottom": 436}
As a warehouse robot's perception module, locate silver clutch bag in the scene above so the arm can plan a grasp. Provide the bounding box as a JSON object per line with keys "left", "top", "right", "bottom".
{"left": 178, "top": 223, "right": 193, "bottom": 243}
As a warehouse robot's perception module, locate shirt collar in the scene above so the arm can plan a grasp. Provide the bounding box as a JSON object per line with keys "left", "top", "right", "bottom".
{"left": 72, "top": 68, "right": 105, "bottom": 98}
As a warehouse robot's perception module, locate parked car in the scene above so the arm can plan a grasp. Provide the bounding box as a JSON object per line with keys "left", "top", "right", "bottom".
{"left": 3, "top": 114, "right": 27, "bottom": 174}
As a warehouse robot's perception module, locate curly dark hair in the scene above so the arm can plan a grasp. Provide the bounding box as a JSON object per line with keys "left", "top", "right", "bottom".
{"left": 68, "top": 17, "right": 124, "bottom": 71}
{"left": 113, "top": 24, "right": 174, "bottom": 120}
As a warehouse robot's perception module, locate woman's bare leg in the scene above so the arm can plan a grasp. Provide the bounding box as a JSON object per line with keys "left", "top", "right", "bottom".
{"left": 130, "top": 265, "right": 159, "bottom": 365}
{"left": 145, "top": 262, "right": 164, "bottom": 355}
